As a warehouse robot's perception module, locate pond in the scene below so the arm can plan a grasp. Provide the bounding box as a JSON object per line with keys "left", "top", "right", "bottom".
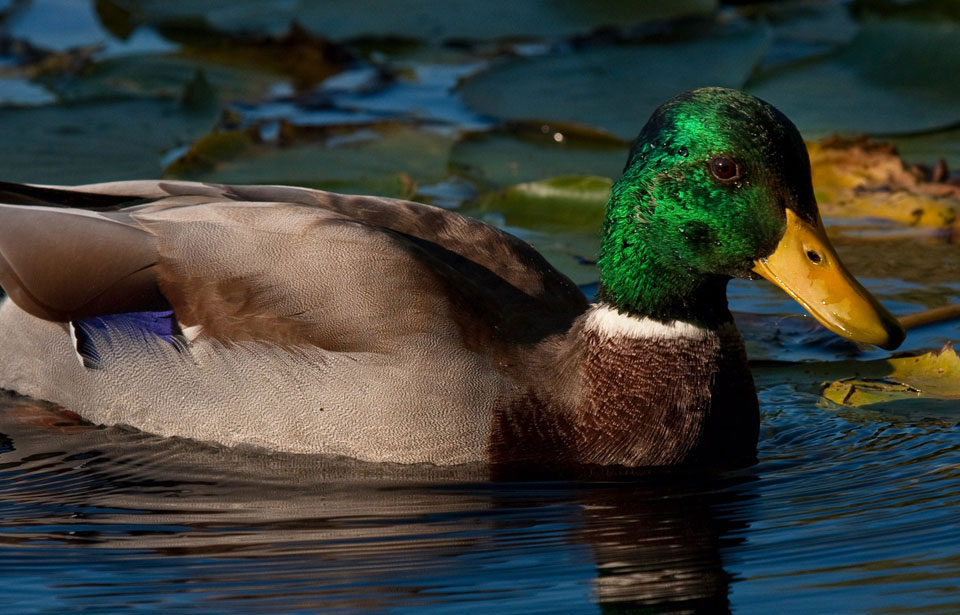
{"left": 1, "top": 1, "right": 960, "bottom": 613}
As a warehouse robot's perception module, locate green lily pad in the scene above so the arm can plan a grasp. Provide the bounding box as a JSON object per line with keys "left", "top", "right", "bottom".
{"left": 747, "top": 20, "right": 960, "bottom": 136}
{"left": 0, "top": 98, "right": 216, "bottom": 185}
{"left": 97, "top": 0, "right": 718, "bottom": 42}
{"left": 470, "top": 175, "right": 610, "bottom": 232}
{"left": 165, "top": 123, "right": 454, "bottom": 199}
{"left": 450, "top": 126, "right": 627, "bottom": 189}
{"left": 41, "top": 53, "right": 286, "bottom": 103}
{"left": 458, "top": 24, "right": 771, "bottom": 140}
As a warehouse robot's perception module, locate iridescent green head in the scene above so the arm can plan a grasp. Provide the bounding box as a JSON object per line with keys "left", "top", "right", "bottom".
{"left": 598, "top": 87, "right": 904, "bottom": 348}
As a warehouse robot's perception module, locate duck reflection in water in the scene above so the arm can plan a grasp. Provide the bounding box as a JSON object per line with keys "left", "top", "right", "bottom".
{"left": 0, "top": 397, "right": 755, "bottom": 614}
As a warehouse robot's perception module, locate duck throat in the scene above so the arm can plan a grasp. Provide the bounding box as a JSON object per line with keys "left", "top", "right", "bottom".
{"left": 596, "top": 242, "right": 732, "bottom": 328}
{"left": 569, "top": 303, "right": 757, "bottom": 467}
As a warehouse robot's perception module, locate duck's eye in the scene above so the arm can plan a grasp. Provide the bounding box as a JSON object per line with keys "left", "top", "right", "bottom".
{"left": 710, "top": 156, "right": 740, "bottom": 182}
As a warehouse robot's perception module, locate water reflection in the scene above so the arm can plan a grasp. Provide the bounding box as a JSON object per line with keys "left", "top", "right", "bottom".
{"left": 3, "top": 390, "right": 959, "bottom": 614}
{"left": 0, "top": 395, "right": 769, "bottom": 614}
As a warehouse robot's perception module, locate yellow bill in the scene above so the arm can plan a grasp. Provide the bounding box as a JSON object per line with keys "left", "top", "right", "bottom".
{"left": 752, "top": 209, "right": 905, "bottom": 350}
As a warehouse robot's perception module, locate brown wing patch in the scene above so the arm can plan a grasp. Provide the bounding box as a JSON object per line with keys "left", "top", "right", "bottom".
{"left": 0, "top": 205, "right": 165, "bottom": 321}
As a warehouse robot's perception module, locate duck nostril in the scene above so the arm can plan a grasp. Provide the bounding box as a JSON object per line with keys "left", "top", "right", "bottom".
{"left": 806, "top": 250, "right": 822, "bottom": 264}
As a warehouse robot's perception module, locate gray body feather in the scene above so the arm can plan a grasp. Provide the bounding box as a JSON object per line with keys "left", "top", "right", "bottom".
{"left": 0, "top": 181, "right": 588, "bottom": 463}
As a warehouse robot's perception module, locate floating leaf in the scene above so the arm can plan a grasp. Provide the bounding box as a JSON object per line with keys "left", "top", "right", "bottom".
{"left": 166, "top": 123, "right": 454, "bottom": 198}
{"left": 43, "top": 53, "right": 287, "bottom": 103}
{"left": 754, "top": 344, "right": 960, "bottom": 419}
{"left": 0, "top": 99, "right": 216, "bottom": 185}
{"left": 809, "top": 137, "right": 960, "bottom": 228}
{"left": 747, "top": 20, "right": 960, "bottom": 136}
{"left": 821, "top": 345, "right": 960, "bottom": 416}
{"left": 458, "top": 24, "right": 771, "bottom": 139}
{"left": 498, "top": 226, "right": 600, "bottom": 286}
{"left": 470, "top": 175, "right": 610, "bottom": 232}
{"left": 450, "top": 125, "right": 627, "bottom": 189}
{"left": 97, "top": 0, "right": 718, "bottom": 43}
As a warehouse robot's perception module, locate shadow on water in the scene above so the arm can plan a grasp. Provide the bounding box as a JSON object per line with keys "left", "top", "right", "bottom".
{"left": 0, "top": 394, "right": 763, "bottom": 614}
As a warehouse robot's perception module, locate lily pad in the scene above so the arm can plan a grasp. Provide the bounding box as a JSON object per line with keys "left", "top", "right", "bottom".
{"left": 97, "top": 0, "right": 718, "bottom": 43}
{"left": 469, "top": 175, "right": 610, "bottom": 232}
{"left": 165, "top": 123, "right": 454, "bottom": 198}
{"left": 450, "top": 125, "right": 627, "bottom": 189}
{"left": 41, "top": 53, "right": 284, "bottom": 103}
{"left": 0, "top": 98, "right": 216, "bottom": 185}
{"left": 822, "top": 344, "right": 960, "bottom": 414}
{"left": 747, "top": 20, "right": 960, "bottom": 136}
{"left": 755, "top": 344, "right": 960, "bottom": 419}
{"left": 458, "top": 23, "right": 771, "bottom": 140}
{"left": 808, "top": 137, "right": 960, "bottom": 228}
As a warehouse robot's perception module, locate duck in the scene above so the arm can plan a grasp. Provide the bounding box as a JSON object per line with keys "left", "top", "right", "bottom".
{"left": 0, "top": 87, "right": 904, "bottom": 469}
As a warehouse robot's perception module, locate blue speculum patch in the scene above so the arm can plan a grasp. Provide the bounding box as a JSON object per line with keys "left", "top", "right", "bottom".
{"left": 72, "top": 310, "right": 181, "bottom": 367}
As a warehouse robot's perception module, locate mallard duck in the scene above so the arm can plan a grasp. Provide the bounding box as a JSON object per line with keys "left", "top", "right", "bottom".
{"left": 0, "top": 88, "right": 903, "bottom": 468}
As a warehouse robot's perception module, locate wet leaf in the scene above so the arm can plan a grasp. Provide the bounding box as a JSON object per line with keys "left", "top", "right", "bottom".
{"left": 747, "top": 20, "right": 960, "bottom": 136}
{"left": 450, "top": 125, "right": 627, "bottom": 189}
{"left": 495, "top": 225, "right": 600, "bottom": 286}
{"left": 458, "top": 23, "right": 771, "bottom": 139}
{"left": 165, "top": 123, "right": 454, "bottom": 198}
{"left": 809, "top": 137, "right": 960, "bottom": 228}
{"left": 43, "top": 53, "right": 286, "bottom": 103}
{"left": 0, "top": 99, "right": 216, "bottom": 185}
{"left": 98, "top": 0, "right": 718, "bottom": 42}
{"left": 821, "top": 345, "right": 960, "bottom": 414}
{"left": 470, "top": 175, "right": 610, "bottom": 232}
{"left": 754, "top": 344, "right": 960, "bottom": 419}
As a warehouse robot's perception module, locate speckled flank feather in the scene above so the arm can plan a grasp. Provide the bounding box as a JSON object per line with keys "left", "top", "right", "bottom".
{"left": 0, "top": 298, "right": 499, "bottom": 464}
